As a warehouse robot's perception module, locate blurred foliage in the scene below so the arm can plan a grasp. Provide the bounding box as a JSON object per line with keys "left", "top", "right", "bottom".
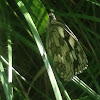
{"left": 0, "top": 0, "right": 100, "bottom": 100}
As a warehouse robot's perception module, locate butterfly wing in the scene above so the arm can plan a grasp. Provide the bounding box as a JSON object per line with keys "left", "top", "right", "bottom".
{"left": 46, "top": 16, "right": 88, "bottom": 81}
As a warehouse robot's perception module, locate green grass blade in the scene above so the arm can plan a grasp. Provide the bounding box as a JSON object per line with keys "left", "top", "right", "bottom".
{"left": 0, "top": 55, "right": 26, "bottom": 81}
{"left": 0, "top": 55, "right": 52, "bottom": 100}
{"left": 7, "top": 32, "right": 13, "bottom": 99}
{"left": 0, "top": 61, "right": 10, "bottom": 100}
{"left": 15, "top": 0, "right": 63, "bottom": 100}
{"left": 56, "top": 12, "right": 100, "bottom": 23}
{"left": 72, "top": 76, "right": 100, "bottom": 100}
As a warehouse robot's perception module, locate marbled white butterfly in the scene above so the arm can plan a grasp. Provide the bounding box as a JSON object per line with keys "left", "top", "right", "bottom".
{"left": 46, "top": 13, "right": 88, "bottom": 81}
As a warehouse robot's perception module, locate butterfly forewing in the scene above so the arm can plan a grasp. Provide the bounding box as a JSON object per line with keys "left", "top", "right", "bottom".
{"left": 46, "top": 13, "right": 88, "bottom": 81}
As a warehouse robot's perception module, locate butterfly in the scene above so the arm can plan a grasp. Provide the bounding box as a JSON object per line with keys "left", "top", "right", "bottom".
{"left": 46, "top": 13, "right": 88, "bottom": 81}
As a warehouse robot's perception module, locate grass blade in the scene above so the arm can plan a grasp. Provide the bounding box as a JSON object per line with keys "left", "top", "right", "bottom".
{"left": 15, "top": 0, "right": 63, "bottom": 100}
{"left": 0, "top": 61, "right": 10, "bottom": 100}
{"left": 72, "top": 76, "right": 100, "bottom": 100}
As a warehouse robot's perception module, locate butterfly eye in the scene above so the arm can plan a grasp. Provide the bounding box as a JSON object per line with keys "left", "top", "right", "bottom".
{"left": 49, "top": 13, "right": 54, "bottom": 17}
{"left": 49, "top": 13, "right": 56, "bottom": 21}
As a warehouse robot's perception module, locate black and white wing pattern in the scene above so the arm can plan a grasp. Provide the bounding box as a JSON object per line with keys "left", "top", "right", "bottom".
{"left": 46, "top": 13, "right": 88, "bottom": 81}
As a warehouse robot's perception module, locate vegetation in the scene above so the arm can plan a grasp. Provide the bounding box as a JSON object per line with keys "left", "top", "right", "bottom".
{"left": 0, "top": 0, "right": 100, "bottom": 100}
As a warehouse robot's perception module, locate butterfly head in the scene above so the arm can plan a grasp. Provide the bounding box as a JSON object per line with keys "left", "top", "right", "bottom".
{"left": 49, "top": 13, "right": 57, "bottom": 22}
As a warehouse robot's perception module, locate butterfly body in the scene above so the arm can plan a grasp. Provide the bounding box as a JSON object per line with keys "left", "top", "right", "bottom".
{"left": 46, "top": 13, "right": 88, "bottom": 81}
